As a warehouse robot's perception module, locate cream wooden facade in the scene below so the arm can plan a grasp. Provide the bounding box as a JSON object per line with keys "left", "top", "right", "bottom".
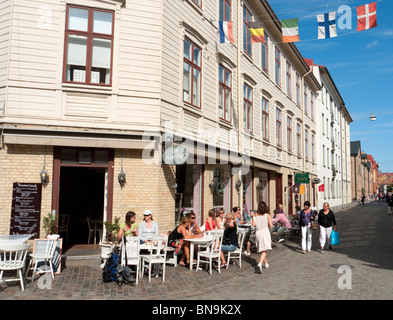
{"left": 0, "top": 0, "right": 323, "bottom": 238}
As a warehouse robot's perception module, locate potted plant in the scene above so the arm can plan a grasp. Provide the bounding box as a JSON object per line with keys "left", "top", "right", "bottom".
{"left": 100, "top": 217, "right": 121, "bottom": 262}
{"left": 43, "top": 212, "right": 59, "bottom": 239}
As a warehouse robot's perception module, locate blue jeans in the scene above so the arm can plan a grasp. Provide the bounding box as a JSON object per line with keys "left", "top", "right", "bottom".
{"left": 221, "top": 244, "right": 237, "bottom": 252}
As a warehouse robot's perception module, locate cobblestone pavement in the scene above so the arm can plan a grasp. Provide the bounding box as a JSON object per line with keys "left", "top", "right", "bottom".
{"left": 1, "top": 201, "right": 393, "bottom": 300}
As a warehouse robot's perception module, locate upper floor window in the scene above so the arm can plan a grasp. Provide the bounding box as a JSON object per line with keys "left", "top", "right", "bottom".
{"left": 243, "top": 84, "right": 253, "bottom": 131}
{"left": 311, "top": 92, "right": 314, "bottom": 120}
{"left": 304, "top": 83, "right": 308, "bottom": 114}
{"left": 311, "top": 134, "right": 315, "bottom": 162}
{"left": 287, "top": 116, "right": 292, "bottom": 152}
{"left": 275, "top": 47, "right": 281, "bottom": 86}
{"left": 219, "top": 65, "right": 232, "bottom": 122}
{"left": 219, "top": 0, "right": 231, "bottom": 21}
{"left": 261, "top": 34, "right": 269, "bottom": 72}
{"left": 295, "top": 73, "right": 300, "bottom": 105}
{"left": 296, "top": 123, "right": 301, "bottom": 156}
{"left": 64, "top": 5, "right": 114, "bottom": 86}
{"left": 183, "top": 38, "right": 202, "bottom": 108}
{"left": 286, "top": 62, "right": 292, "bottom": 97}
{"left": 305, "top": 129, "right": 309, "bottom": 160}
{"left": 262, "top": 97, "right": 269, "bottom": 141}
{"left": 243, "top": 7, "right": 252, "bottom": 56}
{"left": 276, "top": 108, "right": 282, "bottom": 147}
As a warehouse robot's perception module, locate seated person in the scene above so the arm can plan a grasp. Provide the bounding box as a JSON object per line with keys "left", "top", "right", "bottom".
{"left": 272, "top": 209, "right": 292, "bottom": 242}
{"left": 187, "top": 211, "right": 203, "bottom": 235}
{"left": 138, "top": 210, "right": 159, "bottom": 244}
{"left": 216, "top": 208, "right": 225, "bottom": 230}
{"left": 219, "top": 213, "right": 238, "bottom": 268}
{"left": 117, "top": 211, "right": 138, "bottom": 242}
{"left": 168, "top": 216, "right": 202, "bottom": 267}
{"left": 205, "top": 209, "right": 217, "bottom": 231}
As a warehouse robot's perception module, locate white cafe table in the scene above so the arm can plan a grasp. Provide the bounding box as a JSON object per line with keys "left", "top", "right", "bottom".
{"left": 184, "top": 235, "right": 213, "bottom": 271}
{"left": 0, "top": 235, "right": 32, "bottom": 245}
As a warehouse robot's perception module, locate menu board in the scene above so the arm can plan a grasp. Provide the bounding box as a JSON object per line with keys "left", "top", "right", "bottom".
{"left": 10, "top": 182, "right": 42, "bottom": 237}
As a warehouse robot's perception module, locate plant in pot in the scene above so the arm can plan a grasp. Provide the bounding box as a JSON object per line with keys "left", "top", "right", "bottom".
{"left": 100, "top": 217, "right": 121, "bottom": 262}
{"left": 43, "top": 212, "right": 59, "bottom": 240}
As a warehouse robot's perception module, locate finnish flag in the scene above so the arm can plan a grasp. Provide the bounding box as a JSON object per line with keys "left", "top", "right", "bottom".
{"left": 317, "top": 12, "right": 337, "bottom": 39}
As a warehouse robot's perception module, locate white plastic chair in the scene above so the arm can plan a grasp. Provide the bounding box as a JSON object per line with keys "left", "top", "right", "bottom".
{"left": 87, "top": 217, "right": 102, "bottom": 245}
{"left": 28, "top": 236, "right": 58, "bottom": 281}
{"left": 0, "top": 243, "right": 30, "bottom": 291}
{"left": 58, "top": 214, "right": 70, "bottom": 243}
{"left": 196, "top": 231, "right": 223, "bottom": 275}
{"left": 142, "top": 236, "right": 167, "bottom": 282}
{"left": 226, "top": 228, "right": 247, "bottom": 268}
{"left": 121, "top": 236, "right": 141, "bottom": 285}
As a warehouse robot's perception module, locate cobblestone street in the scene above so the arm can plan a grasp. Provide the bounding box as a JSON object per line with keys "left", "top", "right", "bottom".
{"left": 1, "top": 202, "right": 393, "bottom": 300}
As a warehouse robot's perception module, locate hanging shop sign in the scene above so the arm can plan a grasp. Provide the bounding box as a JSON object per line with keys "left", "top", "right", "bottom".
{"left": 295, "top": 173, "right": 310, "bottom": 184}
{"left": 163, "top": 146, "right": 189, "bottom": 165}
{"left": 312, "top": 178, "right": 321, "bottom": 184}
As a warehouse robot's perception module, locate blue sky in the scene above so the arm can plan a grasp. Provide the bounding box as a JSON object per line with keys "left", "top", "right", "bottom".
{"left": 269, "top": 0, "right": 393, "bottom": 173}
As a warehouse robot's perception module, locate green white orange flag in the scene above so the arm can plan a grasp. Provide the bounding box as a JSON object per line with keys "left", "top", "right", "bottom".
{"left": 248, "top": 22, "right": 265, "bottom": 43}
{"left": 281, "top": 18, "right": 300, "bottom": 42}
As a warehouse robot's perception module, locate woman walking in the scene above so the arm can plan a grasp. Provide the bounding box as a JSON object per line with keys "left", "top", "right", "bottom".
{"left": 298, "top": 201, "right": 315, "bottom": 254}
{"left": 318, "top": 202, "right": 337, "bottom": 253}
{"left": 252, "top": 200, "right": 273, "bottom": 273}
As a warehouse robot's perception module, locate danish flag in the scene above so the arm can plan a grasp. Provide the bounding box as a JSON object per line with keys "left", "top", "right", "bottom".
{"left": 357, "top": 2, "right": 377, "bottom": 31}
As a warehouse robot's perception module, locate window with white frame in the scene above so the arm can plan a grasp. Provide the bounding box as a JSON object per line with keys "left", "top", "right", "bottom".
{"left": 296, "top": 123, "right": 301, "bottom": 156}
{"left": 305, "top": 129, "right": 309, "bottom": 160}
{"left": 296, "top": 73, "right": 300, "bottom": 105}
{"left": 183, "top": 38, "right": 202, "bottom": 108}
{"left": 64, "top": 5, "right": 114, "bottom": 86}
{"left": 243, "top": 6, "right": 252, "bottom": 56}
{"left": 304, "top": 83, "right": 308, "bottom": 114}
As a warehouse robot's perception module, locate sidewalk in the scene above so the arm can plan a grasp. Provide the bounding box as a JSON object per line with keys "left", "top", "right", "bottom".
{"left": 0, "top": 203, "right": 363, "bottom": 300}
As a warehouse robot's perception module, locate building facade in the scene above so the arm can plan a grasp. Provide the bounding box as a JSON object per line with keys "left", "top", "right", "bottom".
{"left": 306, "top": 59, "right": 352, "bottom": 211}
{"left": 1, "top": 0, "right": 322, "bottom": 243}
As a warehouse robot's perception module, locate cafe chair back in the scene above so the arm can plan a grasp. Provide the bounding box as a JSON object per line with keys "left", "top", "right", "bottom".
{"left": 196, "top": 231, "right": 223, "bottom": 275}
{"left": 0, "top": 243, "right": 30, "bottom": 291}
{"left": 226, "top": 228, "right": 247, "bottom": 268}
{"left": 142, "top": 236, "right": 168, "bottom": 283}
{"left": 28, "top": 237, "right": 58, "bottom": 281}
{"left": 121, "top": 236, "right": 141, "bottom": 285}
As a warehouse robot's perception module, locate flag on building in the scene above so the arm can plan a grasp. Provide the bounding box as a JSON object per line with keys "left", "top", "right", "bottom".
{"left": 248, "top": 22, "right": 265, "bottom": 43}
{"left": 299, "top": 184, "right": 305, "bottom": 195}
{"left": 219, "top": 21, "right": 235, "bottom": 43}
{"left": 317, "top": 12, "right": 337, "bottom": 39}
{"left": 318, "top": 184, "right": 325, "bottom": 192}
{"left": 281, "top": 18, "right": 300, "bottom": 42}
{"left": 357, "top": 2, "right": 377, "bottom": 31}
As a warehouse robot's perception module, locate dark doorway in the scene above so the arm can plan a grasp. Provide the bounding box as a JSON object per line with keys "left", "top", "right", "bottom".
{"left": 58, "top": 167, "right": 105, "bottom": 245}
{"left": 276, "top": 174, "right": 283, "bottom": 209}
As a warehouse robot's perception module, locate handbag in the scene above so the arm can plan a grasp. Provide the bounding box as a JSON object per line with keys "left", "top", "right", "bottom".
{"left": 331, "top": 230, "right": 340, "bottom": 245}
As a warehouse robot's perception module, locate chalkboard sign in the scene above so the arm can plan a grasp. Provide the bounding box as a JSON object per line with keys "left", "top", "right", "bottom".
{"left": 32, "top": 238, "right": 63, "bottom": 274}
{"left": 10, "top": 183, "right": 42, "bottom": 237}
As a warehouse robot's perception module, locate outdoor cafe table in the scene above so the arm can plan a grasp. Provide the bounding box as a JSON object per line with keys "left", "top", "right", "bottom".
{"left": 0, "top": 234, "right": 32, "bottom": 244}
{"left": 184, "top": 235, "right": 213, "bottom": 271}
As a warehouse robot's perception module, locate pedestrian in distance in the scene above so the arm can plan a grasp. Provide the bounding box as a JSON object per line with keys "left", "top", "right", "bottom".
{"left": 318, "top": 202, "right": 337, "bottom": 253}
{"left": 252, "top": 200, "right": 273, "bottom": 273}
{"left": 298, "top": 201, "right": 315, "bottom": 254}
{"left": 361, "top": 194, "right": 366, "bottom": 206}
{"left": 387, "top": 194, "right": 393, "bottom": 216}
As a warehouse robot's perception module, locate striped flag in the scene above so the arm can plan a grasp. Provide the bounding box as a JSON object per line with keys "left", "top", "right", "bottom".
{"left": 219, "top": 21, "right": 234, "bottom": 43}
{"left": 281, "top": 18, "right": 300, "bottom": 42}
{"left": 317, "top": 12, "right": 337, "bottom": 39}
{"left": 248, "top": 22, "right": 265, "bottom": 43}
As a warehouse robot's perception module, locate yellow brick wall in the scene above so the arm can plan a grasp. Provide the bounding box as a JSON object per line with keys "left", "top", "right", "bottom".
{"left": 0, "top": 144, "right": 53, "bottom": 237}
{"left": 112, "top": 149, "right": 176, "bottom": 235}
